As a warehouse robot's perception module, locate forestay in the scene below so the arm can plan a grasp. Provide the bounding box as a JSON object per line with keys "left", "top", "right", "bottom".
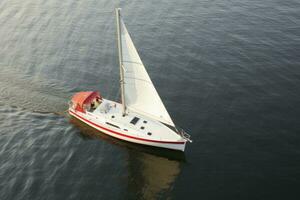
{"left": 120, "top": 18, "right": 175, "bottom": 127}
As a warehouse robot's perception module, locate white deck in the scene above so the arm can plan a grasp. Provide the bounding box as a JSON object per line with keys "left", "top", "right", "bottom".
{"left": 69, "top": 99, "right": 186, "bottom": 151}
{"left": 94, "top": 99, "right": 182, "bottom": 141}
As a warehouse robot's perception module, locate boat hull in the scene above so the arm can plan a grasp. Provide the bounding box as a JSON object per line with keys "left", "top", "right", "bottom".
{"left": 69, "top": 110, "right": 186, "bottom": 151}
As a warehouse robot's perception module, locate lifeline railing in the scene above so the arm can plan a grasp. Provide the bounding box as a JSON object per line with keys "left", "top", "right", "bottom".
{"left": 178, "top": 128, "right": 193, "bottom": 143}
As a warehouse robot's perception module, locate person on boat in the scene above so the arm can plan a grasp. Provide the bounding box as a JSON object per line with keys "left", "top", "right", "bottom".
{"left": 90, "top": 102, "right": 95, "bottom": 110}
{"left": 97, "top": 97, "right": 102, "bottom": 103}
{"left": 95, "top": 97, "right": 102, "bottom": 107}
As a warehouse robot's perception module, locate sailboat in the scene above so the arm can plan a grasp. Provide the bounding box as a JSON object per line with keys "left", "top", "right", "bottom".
{"left": 68, "top": 8, "right": 192, "bottom": 151}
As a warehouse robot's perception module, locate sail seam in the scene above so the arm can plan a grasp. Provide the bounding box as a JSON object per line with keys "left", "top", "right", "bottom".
{"left": 127, "top": 107, "right": 174, "bottom": 126}
{"left": 124, "top": 76, "right": 153, "bottom": 84}
{"left": 123, "top": 60, "right": 143, "bottom": 66}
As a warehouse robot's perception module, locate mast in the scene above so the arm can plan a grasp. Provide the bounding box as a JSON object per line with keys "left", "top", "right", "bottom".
{"left": 115, "top": 8, "right": 126, "bottom": 115}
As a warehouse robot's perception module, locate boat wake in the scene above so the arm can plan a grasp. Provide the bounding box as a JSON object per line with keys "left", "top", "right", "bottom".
{"left": 0, "top": 68, "right": 70, "bottom": 115}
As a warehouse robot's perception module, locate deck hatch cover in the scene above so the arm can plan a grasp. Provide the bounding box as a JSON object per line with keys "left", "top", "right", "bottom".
{"left": 130, "top": 117, "right": 140, "bottom": 125}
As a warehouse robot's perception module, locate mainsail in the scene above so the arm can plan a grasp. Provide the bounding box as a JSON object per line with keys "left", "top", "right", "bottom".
{"left": 118, "top": 14, "right": 175, "bottom": 127}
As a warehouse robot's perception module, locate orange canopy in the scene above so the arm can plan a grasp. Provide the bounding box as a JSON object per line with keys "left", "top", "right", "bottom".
{"left": 71, "top": 91, "right": 102, "bottom": 112}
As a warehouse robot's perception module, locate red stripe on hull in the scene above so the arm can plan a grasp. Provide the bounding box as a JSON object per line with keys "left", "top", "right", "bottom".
{"left": 69, "top": 110, "right": 185, "bottom": 145}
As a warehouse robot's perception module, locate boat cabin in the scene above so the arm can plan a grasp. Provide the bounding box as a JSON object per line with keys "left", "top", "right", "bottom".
{"left": 70, "top": 91, "right": 102, "bottom": 113}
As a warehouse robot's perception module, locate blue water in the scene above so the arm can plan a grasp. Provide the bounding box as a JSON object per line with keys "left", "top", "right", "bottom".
{"left": 0, "top": 0, "right": 300, "bottom": 199}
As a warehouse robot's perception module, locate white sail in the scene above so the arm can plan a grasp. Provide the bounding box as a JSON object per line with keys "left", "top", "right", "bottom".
{"left": 120, "top": 18, "right": 175, "bottom": 127}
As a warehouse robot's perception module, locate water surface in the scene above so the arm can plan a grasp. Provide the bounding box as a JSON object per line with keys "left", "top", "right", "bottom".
{"left": 0, "top": 0, "right": 300, "bottom": 199}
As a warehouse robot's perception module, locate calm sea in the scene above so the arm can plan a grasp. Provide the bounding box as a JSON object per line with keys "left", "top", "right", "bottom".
{"left": 0, "top": 0, "right": 299, "bottom": 199}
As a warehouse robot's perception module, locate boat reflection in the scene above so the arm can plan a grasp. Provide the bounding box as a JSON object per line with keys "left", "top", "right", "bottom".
{"left": 69, "top": 117, "right": 184, "bottom": 199}
{"left": 125, "top": 149, "right": 182, "bottom": 199}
